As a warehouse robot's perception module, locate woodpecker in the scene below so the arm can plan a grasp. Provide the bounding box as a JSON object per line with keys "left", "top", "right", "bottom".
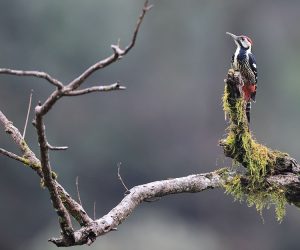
{"left": 226, "top": 32, "right": 257, "bottom": 123}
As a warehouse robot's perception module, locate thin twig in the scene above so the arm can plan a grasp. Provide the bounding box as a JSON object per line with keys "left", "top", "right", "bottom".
{"left": 76, "top": 176, "right": 82, "bottom": 206}
{"left": 0, "top": 68, "right": 64, "bottom": 89}
{"left": 66, "top": 0, "right": 152, "bottom": 91}
{"left": 0, "top": 148, "right": 28, "bottom": 165}
{"left": 64, "top": 82, "right": 126, "bottom": 96}
{"left": 47, "top": 143, "right": 68, "bottom": 151}
{"left": 0, "top": 110, "right": 43, "bottom": 175}
{"left": 93, "top": 201, "right": 96, "bottom": 221}
{"left": 30, "top": 0, "right": 151, "bottom": 117}
{"left": 23, "top": 90, "right": 33, "bottom": 139}
{"left": 123, "top": 0, "right": 153, "bottom": 54}
{"left": 117, "top": 162, "right": 129, "bottom": 193}
{"left": 49, "top": 171, "right": 224, "bottom": 246}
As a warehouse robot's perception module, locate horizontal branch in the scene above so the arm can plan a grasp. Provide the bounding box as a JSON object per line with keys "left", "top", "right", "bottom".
{"left": 49, "top": 168, "right": 300, "bottom": 247}
{"left": 64, "top": 82, "right": 126, "bottom": 96}
{"left": 47, "top": 143, "right": 68, "bottom": 151}
{"left": 0, "top": 68, "right": 64, "bottom": 89}
{"left": 49, "top": 171, "right": 224, "bottom": 246}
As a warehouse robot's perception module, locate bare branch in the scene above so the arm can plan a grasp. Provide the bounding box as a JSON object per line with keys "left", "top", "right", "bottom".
{"left": 111, "top": 44, "right": 125, "bottom": 56}
{"left": 0, "top": 2, "right": 152, "bottom": 241}
{"left": 0, "top": 148, "right": 28, "bottom": 165}
{"left": 0, "top": 110, "right": 92, "bottom": 226}
{"left": 76, "top": 176, "right": 82, "bottom": 207}
{"left": 30, "top": 1, "right": 150, "bottom": 117}
{"left": 64, "top": 82, "right": 126, "bottom": 96}
{"left": 0, "top": 110, "right": 42, "bottom": 174}
{"left": 22, "top": 90, "right": 33, "bottom": 139}
{"left": 117, "top": 162, "right": 129, "bottom": 193}
{"left": 35, "top": 89, "right": 63, "bottom": 116}
{"left": 49, "top": 171, "right": 224, "bottom": 247}
{"left": 123, "top": 0, "right": 153, "bottom": 54}
{"left": 47, "top": 143, "right": 68, "bottom": 151}
{"left": 0, "top": 68, "right": 64, "bottom": 89}
{"left": 35, "top": 106, "right": 74, "bottom": 238}
{"left": 66, "top": 0, "right": 151, "bottom": 91}
{"left": 56, "top": 184, "right": 93, "bottom": 226}
{"left": 49, "top": 166, "right": 300, "bottom": 247}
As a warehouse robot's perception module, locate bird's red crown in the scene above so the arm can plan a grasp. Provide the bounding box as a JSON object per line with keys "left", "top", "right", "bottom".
{"left": 242, "top": 35, "right": 253, "bottom": 45}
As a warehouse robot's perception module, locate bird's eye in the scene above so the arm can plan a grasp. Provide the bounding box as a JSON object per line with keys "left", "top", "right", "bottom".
{"left": 241, "top": 37, "right": 245, "bottom": 41}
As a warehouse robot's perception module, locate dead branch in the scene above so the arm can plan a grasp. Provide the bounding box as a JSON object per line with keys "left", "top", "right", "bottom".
{"left": 117, "top": 162, "right": 130, "bottom": 193}
{"left": 64, "top": 82, "right": 126, "bottom": 96}
{"left": 76, "top": 176, "right": 83, "bottom": 207}
{"left": 0, "top": 110, "right": 92, "bottom": 226}
{"left": 122, "top": 0, "right": 153, "bottom": 54}
{"left": 48, "top": 167, "right": 300, "bottom": 247}
{"left": 0, "top": 0, "right": 152, "bottom": 245}
{"left": 66, "top": 0, "right": 152, "bottom": 91}
{"left": 0, "top": 68, "right": 64, "bottom": 89}
{"left": 0, "top": 148, "right": 28, "bottom": 164}
{"left": 0, "top": 110, "right": 42, "bottom": 174}
{"left": 47, "top": 143, "right": 68, "bottom": 151}
{"left": 35, "top": 106, "right": 74, "bottom": 238}
{"left": 22, "top": 90, "right": 33, "bottom": 139}
{"left": 49, "top": 171, "right": 224, "bottom": 246}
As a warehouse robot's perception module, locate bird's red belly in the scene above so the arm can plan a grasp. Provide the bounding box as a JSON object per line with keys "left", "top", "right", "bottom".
{"left": 242, "top": 84, "right": 256, "bottom": 101}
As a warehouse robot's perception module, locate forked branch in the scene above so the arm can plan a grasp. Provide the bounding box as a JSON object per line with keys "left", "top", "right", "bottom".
{"left": 66, "top": 0, "right": 152, "bottom": 91}
{"left": 0, "top": 0, "right": 152, "bottom": 246}
{"left": 0, "top": 110, "right": 92, "bottom": 226}
{"left": 49, "top": 171, "right": 224, "bottom": 246}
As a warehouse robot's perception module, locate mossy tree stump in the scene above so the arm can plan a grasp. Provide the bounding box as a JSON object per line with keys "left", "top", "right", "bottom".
{"left": 220, "top": 69, "right": 300, "bottom": 220}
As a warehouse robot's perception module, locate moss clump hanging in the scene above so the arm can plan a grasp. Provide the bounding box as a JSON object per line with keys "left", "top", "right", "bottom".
{"left": 222, "top": 72, "right": 287, "bottom": 221}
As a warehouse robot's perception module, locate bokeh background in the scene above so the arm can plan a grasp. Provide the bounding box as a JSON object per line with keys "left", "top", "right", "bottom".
{"left": 1, "top": 0, "right": 300, "bottom": 249}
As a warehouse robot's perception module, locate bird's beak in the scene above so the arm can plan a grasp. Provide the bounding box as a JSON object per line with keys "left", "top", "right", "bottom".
{"left": 226, "top": 32, "right": 238, "bottom": 41}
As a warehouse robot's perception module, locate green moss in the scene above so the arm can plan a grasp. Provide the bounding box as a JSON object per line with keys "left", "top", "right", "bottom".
{"left": 222, "top": 85, "right": 231, "bottom": 115}
{"left": 22, "top": 158, "right": 31, "bottom": 166}
{"left": 21, "top": 139, "right": 31, "bottom": 154}
{"left": 222, "top": 81, "right": 287, "bottom": 221}
{"left": 225, "top": 175, "right": 287, "bottom": 222}
{"left": 20, "top": 156, "right": 41, "bottom": 170}
{"left": 247, "top": 186, "right": 286, "bottom": 222}
{"left": 215, "top": 167, "right": 230, "bottom": 176}
{"left": 51, "top": 171, "right": 58, "bottom": 180}
{"left": 21, "top": 139, "right": 42, "bottom": 170}
{"left": 224, "top": 175, "right": 243, "bottom": 202}
{"left": 40, "top": 178, "right": 46, "bottom": 189}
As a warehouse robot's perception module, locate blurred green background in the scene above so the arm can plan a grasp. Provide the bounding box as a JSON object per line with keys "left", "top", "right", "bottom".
{"left": 1, "top": 0, "right": 300, "bottom": 249}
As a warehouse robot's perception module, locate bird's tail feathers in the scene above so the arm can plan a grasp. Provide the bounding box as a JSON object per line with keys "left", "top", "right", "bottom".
{"left": 246, "top": 101, "right": 251, "bottom": 123}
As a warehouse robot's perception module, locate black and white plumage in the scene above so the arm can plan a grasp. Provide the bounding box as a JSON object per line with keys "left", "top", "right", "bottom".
{"left": 226, "top": 32, "right": 258, "bottom": 122}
